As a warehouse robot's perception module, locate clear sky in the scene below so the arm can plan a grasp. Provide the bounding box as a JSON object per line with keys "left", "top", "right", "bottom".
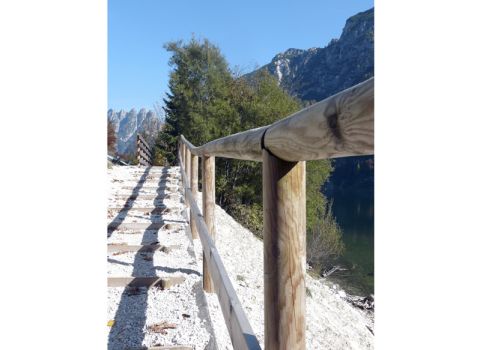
{"left": 108, "top": 0, "right": 374, "bottom": 111}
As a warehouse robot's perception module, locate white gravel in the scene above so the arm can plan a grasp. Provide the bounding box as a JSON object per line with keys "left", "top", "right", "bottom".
{"left": 107, "top": 166, "right": 215, "bottom": 350}
{"left": 108, "top": 165, "right": 374, "bottom": 349}
{"left": 192, "top": 194, "right": 374, "bottom": 350}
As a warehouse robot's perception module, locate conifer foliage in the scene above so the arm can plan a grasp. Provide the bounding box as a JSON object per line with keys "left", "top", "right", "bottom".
{"left": 157, "top": 37, "right": 343, "bottom": 270}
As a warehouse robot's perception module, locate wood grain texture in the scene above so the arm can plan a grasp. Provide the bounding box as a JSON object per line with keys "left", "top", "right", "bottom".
{"left": 202, "top": 155, "right": 215, "bottom": 293}
{"left": 137, "top": 134, "right": 153, "bottom": 165}
{"left": 190, "top": 155, "right": 199, "bottom": 239}
{"left": 185, "top": 148, "right": 191, "bottom": 210}
{"left": 263, "top": 150, "right": 306, "bottom": 350}
{"left": 179, "top": 77, "right": 373, "bottom": 162}
{"left": 180, "top": 167, "right": 261, "bottom": 350}
{"left": 107, "top": 276, "right": 185, "bottom": 289}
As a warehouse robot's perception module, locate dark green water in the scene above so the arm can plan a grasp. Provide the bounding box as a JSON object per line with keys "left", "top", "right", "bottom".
{"left": 327, "top": 191, "right": 374, "bottom": 296}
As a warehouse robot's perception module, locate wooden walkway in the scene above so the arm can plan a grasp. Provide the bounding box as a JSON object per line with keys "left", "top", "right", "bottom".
{"left": 107, "top": 166, "right": 215, "bottom": 350}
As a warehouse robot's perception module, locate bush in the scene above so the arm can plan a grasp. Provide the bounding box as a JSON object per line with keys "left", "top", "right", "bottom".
{"left": 229, "top": 202, "right": 263, "bottom": 238}
{"left": 307, "top": 201, "right": 345, "bottom": 272}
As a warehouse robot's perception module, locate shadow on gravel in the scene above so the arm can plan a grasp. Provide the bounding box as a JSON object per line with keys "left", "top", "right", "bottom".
{"left": 108, "top": 167, "right": 172, "bottom": 349}
{"left": 107, "top": 167, "right": 152, "bottom": 238}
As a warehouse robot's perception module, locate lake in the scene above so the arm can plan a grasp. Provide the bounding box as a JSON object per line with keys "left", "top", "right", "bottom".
{"left": 327, "top": 190, "right": 374, "bottom": 296}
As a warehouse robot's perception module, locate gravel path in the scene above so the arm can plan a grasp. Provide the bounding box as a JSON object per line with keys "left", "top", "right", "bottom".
{"left": 193, "top": 194, "right": 374, "bottom": 350}
{"left": 108, "top": 165, "right": 373, "bottom": 349}
{"left": 107, "top": 166, "right": 215, "bottom": 350}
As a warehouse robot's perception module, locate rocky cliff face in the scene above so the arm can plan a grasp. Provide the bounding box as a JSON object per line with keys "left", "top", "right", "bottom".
{"left": 246, "top": 8, "right": 374, "bottom": 194}
{"left": 108, "top": 108, "right": 162, "bottom": 155}
{"left": 248, "top": 8, "right": 373, "bottom": 103}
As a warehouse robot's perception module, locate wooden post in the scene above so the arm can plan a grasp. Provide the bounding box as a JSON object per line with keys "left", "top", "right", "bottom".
{"left": 202, "top": 155, "right": 215, "bottom": 292}
{"left": 190, "top": 155, "right": 199, "bottom": 239}
{"left": 185, "top": 148, "right": 191, "bottom": 210}
{"left": 136, "top": 134, "right": 141, "bottom": 165}
{"left": 262, "top": 149, "right": 306, "bottom": 350}
{"left": 182, "top": 143, "right": 186, "bottom": 167}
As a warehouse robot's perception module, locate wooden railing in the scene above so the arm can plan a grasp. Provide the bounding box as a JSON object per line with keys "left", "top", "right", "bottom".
{"left": 178, "top": 77, "right": 374, "bottom": 350}
{"left": 136, "top": 134, "right": 153, "bottom": 166}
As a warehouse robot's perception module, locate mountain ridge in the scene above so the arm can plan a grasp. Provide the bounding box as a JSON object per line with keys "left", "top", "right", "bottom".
{"left": 108, "top": 108, "right": 162, "bottom": 156}
{"left": 246, "top": 8, "right": 373, "bottom": 103}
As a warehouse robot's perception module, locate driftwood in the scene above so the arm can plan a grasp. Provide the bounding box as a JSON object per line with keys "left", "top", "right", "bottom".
{"left": 345, "top": 294, "right": 374, "bottom": 310}
{"left": 321, "top": 265, "right": 348, "bottom": 277}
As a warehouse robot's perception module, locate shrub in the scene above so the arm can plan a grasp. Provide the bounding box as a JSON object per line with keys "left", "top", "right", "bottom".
{"left": 307, "top": 201, "right": 345, "bottom": 272}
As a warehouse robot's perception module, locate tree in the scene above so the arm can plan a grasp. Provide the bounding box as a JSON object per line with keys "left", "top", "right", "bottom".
{"left": 158, "top": 37, "right": 343, "bottom": 264}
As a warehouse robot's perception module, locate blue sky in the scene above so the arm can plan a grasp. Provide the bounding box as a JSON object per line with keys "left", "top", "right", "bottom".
{"left": 108, "top": 0, "right": 374, "bottom": 111}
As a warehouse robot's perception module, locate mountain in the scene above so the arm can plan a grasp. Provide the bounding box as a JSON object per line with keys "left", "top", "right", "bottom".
{"left": 247, "top": 8, "right": 373, "bottom": 103}
{"left": 246, "top": 8, "right": 374, "bottom": 194}
{"left": 108, "top": 108, "right": 162, "bottom": 155}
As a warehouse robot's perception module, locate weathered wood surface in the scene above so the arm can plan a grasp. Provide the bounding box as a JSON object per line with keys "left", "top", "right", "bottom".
{"left": 137, "top": 134, "right": 153, "bottom": 155}
{"left": 107, "top": 205, "right": 169, "bottom": 211}
{"left": 107, "top": 244, "right": 179, "bottom": 253}
{"left": 190, "top": 154, "right": 199, "bottom": 239}
{"left": 120, "top": 185, "right": 179, "bottom": 191}
{"left": 180, "top": 77, "right": 373, "bottom": 162}
{"left": 202, "top": 155, "right": 215, "bottom": 293}
{"left": 178, "top": 158, "right": 261, "bottom": 350}
{"left": 126, "top": 346, "right": 193, "bottom": 350}
{"left": 107, "top": 222, "right": 182, "bottom": 232}
{"left": 107, "top": 276, "right": 185, "bottom": 289}
{"left": 114, "top": 193, "right": 180, "bottom": 200}
{"left": 137, "top": 134, "right": 153, "bottom": 165}
{"left": 263, "top": 149, "right": 306, "bottom": 350}
{"left": 185, "top": 148, "right": 191, "bottom": 210}
{"left": 180, "top": 177, "right": 261, "bottom": 349}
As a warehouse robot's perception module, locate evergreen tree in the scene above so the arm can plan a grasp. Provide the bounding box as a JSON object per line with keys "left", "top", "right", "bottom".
{"left": 157, "top": 37, "right": 343, "bottom": 270}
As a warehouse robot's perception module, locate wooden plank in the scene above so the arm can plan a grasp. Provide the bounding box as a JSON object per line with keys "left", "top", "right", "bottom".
{"left": 121, "top": 185, "right": 179, "bottom": 190}
{"left": 126, "top": 346, "right": 193, "bottom": 350}
{"left": 263, "top": 149, "right": 306, "bottom": 350}
{"left": 180, "top": 165, "right": 261, "bottom": 350}
{"left": 180, "top": 77, "right": 373, "bottom": 162}
{"left": 107, "top": 244, "right": 179, "bottom": 253}
{"left": 113, "top": 193, "right": 180, "bottom": 201}
{"left": 107, "top": 222, "right": 183, "bottom": 232}
{"left": 120, "top": 185, "right": 179, "bottom": 192}
{"left": 107, "top": 205, "right": 167, "bottom": 211}
{"left": 107, "top": 276, "right": 185, "bottom": 289}
{"left": 185, "top": 148, "right": 191, "bottom": 209}
{"left": 190, "top": 154, "right": 199, "bottom": 239}
{"left": 202, "top": 155, "right": 215, "bottom": 293}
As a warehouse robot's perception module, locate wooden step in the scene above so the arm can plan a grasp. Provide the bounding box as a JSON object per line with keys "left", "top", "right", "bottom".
{"left": 120, "top": 185, "right": 180, "bottom": 190}
{"left": 126, "top": 346, "right": 192, "bottom": 350}
{"left": 107, "top": 243, "right": 180, "bottom": 253}
{"left": 107, "top": 276, "right": 186, "bottom": 289}
{"left": 113, "top": 194, "right": 181, "bottom": 201}
{"left": 107, "top": 222, "right": 183, "bottom": 232}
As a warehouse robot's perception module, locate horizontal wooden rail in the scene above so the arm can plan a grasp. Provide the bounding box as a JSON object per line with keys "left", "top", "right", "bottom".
{"left": 180, "top": 77, "right": 373, "bottom": 162}
{"left": 178, "top": 77, "right": 374, "bottom": 350}
{"left": 137, "top": 134, "right": 153, "bottom": 166}
{"left": 178, "top": 155, "right": 261, "bottom": 350}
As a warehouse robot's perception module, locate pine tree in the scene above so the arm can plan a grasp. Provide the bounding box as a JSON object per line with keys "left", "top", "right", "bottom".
{"left": 157, "top": 37, "right": 342, "bottom": 266}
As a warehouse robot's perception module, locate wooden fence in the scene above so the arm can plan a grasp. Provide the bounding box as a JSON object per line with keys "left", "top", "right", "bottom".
{"left": 136, "top": 134, "right": 153, "bottom": 166}
{"left": 178, "top": 77, "right": 374, "bottom": 350}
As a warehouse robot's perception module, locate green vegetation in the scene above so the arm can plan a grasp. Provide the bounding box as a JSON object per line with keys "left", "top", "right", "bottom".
{"left": 307, "top": 202, "right": 346, "bottom": 271}
{"left": 156, "top": 37, "right": 344, "bottom": 272}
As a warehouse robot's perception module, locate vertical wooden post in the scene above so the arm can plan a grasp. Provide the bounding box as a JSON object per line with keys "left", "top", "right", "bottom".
{"left": 190, "top": 154, "right": 199, "bottom": 239}
{"left": 202, "top": 155, "right": 215, "bottom": 292}
{"left": 185, "top": 148, "right": 191, "bottom": 209}
{"left": 136, "top": 134, "right": 141, "bottom": 165}
{"left": 262, "top": 149, "right": 306, "bottom": 350}
{"left": 182, "top": 143, "right": 186, "bottom": 168}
